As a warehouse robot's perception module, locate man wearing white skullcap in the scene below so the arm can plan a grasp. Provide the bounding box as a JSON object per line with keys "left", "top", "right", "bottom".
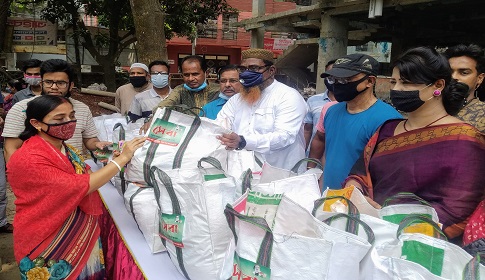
{"left": 115, "top": 62, "right": 152, "bottom": 115}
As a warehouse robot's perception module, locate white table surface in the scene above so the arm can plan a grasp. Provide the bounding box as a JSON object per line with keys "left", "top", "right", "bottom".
{"left": 87, "top": 160, "right": 186, "bottom": 280}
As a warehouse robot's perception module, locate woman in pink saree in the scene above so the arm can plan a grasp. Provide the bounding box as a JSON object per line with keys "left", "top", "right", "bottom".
{"left": 345, "top": 47, "right": 485, "bottom": 242}
{"left": 7, "top": 95, "right": 146, "bottom": 279}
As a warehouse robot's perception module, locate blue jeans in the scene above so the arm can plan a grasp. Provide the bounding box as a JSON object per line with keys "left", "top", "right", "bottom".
{"left": 0, "top": 148, "right": 7, "bottom": 227}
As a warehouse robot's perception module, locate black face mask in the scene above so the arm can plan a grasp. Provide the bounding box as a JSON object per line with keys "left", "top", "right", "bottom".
{"left": 390, "top": 84, "right": 432, "bottom": 112}
{"left": 130, "top": 76, "right": 148, "bottom": 88}
{"left": 324, "top": 79, "right": 334, "bottom": 92}
{"left": 332, "top": 75, "right": 369, "bottom": 102}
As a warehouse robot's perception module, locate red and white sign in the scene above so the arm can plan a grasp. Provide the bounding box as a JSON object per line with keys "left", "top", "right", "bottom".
{"left": 264, "top": 38, "right": 294, "bottom": 50}
{"left": 7, "top": 17, "right": 57, "bottom": 46}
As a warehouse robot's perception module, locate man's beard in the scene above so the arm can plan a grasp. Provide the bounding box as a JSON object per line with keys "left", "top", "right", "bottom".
{"left": 240, "top": 86, "right": 261, "bottom": 104}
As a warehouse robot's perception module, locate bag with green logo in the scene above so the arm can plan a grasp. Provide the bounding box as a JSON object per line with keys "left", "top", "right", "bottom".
{"left": 126, "top": 107, "right": 231, "bottom": 185}
{"left": 375, "top": 216, "right": 483, "bottom": 279}
{"left": 150, "top": 157, "right": 238, "bottom": 280}
{"left": 220, "top": 191, "right": 373, "bottom": 279}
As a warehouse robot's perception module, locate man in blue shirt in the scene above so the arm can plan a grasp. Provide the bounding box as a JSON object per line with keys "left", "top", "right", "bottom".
{"left": 304, "top": 59, "right": 336, "bottom": 153}
{"left": 308, "top": 53, "right": 401, "bottom": 190}
{"left": 201, "top": 65, "right": 241, "bottom": 119}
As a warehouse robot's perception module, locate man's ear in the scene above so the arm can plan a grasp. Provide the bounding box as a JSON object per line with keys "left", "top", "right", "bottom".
{"left": 476, "top": 72, "right": 485, "bottom": 89}
{"left": 367, "top": 76, "right": 377, "bottom": 87}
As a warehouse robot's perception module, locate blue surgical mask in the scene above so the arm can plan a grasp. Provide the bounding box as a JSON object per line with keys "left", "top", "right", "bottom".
{"left": 151, "top": 73, "right": 169, "bottom": 89}
{"left": 239, "top": 71, "right": 264, "bottom": 88}
{"left": 184, "top": 80, "right": 207, "bottom": 92}
{"left": 218, "top": 92, "right": 230, "bottom": 100}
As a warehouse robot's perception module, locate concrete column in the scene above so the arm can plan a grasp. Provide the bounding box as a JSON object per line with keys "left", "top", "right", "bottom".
{"left": 251, "top": 0, "right": 265, "bottom": 48}
{"left": 316, "top": 13, "right": 348, "bottom": 93}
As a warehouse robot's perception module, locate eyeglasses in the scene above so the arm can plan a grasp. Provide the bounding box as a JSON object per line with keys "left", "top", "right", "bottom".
{"left": 42, "top": 80, "right": 69, "bottom": 89}
{"left": 219, "top": 78, "right": 240, "bottom": 84}
{"left": 325, "top": 75, "right": 369, "bottom": 85}
{"left": 150, "top": 71, "right": 169, "bottom": 75}
{"left": 237, "top": 65, "right": 270, "bottom": 73}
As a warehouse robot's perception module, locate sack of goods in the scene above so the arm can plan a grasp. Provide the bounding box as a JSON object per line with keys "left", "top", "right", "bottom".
{"left": 315, "top": 188, "right": 485, "bottom": 279}
{"left": 150, "top": 158, "right": 239, "bottom": 280}
{"left": 125, "top": 107, "right": 231, "bottom": 185}
{"left": 249, "top": 158, "right": 323, "bottom": 212}
{"left": 123, "top": 182, "right": 166, "bottom": 254}
{"left": 219, "top": 190, "right": 374, "bottom": 280}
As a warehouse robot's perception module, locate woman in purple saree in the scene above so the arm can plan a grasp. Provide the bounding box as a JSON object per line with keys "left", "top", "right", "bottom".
{"left": 345, "top": 47, "right": 485, "bottom": 241}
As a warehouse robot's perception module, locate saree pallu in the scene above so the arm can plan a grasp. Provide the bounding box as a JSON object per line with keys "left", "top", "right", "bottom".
{"left": 347, "top": 120, "right": 485, "bottom": 239}
{"left": 19, "top": 208, "right": 104, "bottom": 280}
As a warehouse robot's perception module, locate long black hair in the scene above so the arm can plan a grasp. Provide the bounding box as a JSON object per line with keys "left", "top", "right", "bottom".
{"left": 393, "top": 46, "right": 469, "bottom": 115}
{"left": 19, "top": 95, "right": 72, "bottom": 141}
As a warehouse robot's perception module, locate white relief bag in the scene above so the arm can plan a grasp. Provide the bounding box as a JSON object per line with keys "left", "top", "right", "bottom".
{"left": 125, "top": 106, "right": 230, "bottom": 185}
{"left": 220, "top": 191, "right": 374, "bottom": 280}
{"left": 123, "top": 182, "right": 166, "bottom": 254}
{"left": 150, "top": 157, "right": 237, "bottom": 280}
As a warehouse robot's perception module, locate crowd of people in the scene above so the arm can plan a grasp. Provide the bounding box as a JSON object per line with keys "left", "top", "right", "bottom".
{"left": 0, "top": 44, "right": 484, "bottom": 279}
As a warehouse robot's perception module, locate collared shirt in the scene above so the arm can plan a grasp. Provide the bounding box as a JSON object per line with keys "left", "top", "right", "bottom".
{"left": 216, "top": 80, "right": 308, "bottom": 171}
{"left": 156, "top": 83, "right": 220, "bottom": 112}
{"left": 201, "top": 97, "right": 228, "bottom": 120}
{"left": 12, "top": 86, "right": 35, "bottom": 105}
{"left": 2, "top": 96, "right": 98, "bottom": 152}
{"left": 115, "top": 82, "right": 152, "bottom": 115}
{"left": 128, "top": 87, "right": 172, "bottom": 121}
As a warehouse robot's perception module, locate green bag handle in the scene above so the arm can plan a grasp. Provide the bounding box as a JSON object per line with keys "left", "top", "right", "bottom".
{"left": 240, "top": 168, "right": 253, "bottom": 194}
{"left": 396, "top": 214, "right": 447, "bottom": 241}
{"left": 167, "top": 104, "right": 204, "bottom": 118}
{"left": 290, "top": 158, "right": 323, "bottom": 173}
{"left": 382, "top": 192, "right": 432, "bottom": 207}
{"left": 197, "top": 156, "right": 224, "bottom": 170}
{"left": 312, "top": 195, "right": 359, "bottom": 233}
{"left": 224, "top": 204, "right": 274, "bottom": 268}
{"left": 112, "top": 123, "right": 127, "bottom": 193}
{"left": 148, "top": 165, "right": 191, "bottom": 280}
{"left": 322, "top": 212, "right": 375, "bottom": 245}
{"left": 312, "top": 195, "right": 359, "bottom": 216}
{"left": 463, "top": 254, "right": 484, "bottom": 280}
{"left": 113, "top": 122, "right": 126, "bottom": 141}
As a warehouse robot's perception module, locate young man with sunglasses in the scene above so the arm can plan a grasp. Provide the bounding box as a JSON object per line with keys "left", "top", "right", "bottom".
{"left": 308, "top": 54, "right": 401, "bottom": 190}
{"left": 3, "top": 59, "right": 109, "bottom": 162}
{"left": 216, "top": 48, "right": 307, "bottom": 171}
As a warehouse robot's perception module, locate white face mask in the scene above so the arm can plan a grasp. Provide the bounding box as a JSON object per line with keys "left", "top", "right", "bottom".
{"left": 24, "top": 76, "right": 41, "bottom": 86}
{"left": 151, "top": 73, "right": 169, "bottom": 89}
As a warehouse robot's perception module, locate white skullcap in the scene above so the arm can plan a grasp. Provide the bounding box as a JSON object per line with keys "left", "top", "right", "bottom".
{"left": 130, "top": 63, "right": 149, "bottom": 73}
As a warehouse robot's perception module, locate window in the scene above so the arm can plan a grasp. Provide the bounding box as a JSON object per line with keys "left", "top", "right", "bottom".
{"left": 197, "top": 20, "right": 218, "bottom": 39}
{"left": 222, "top": 14, "right": 238, "bottom": 40}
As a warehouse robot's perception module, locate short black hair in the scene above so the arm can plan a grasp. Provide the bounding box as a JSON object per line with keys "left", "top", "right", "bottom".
{"left": 181, "top": 55, "right": 207, "bottom": 72}
{"left": 217, "top": 64, "right": 239, "bottom": 80}
{"left": 444, "top": 44, "right": 485, "bottom": 74}
{"left": 148, "top": 60, "right": 170, "bottom": 73}
{"left": 40, "top": 59, "right": 75, "bottom": 83}
{"left": 22, "top": 59, "right": 42, "bottom": 73}
{"left": 7, "top": 79, "right": 24, "bottom": 91}
{"left": 19, "top": 95, "right": 72, "bottom": 141}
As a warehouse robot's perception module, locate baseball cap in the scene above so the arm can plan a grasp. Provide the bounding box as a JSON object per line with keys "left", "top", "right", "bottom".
{"left": 320, "top": 54, "right": 379, "bottom": 78}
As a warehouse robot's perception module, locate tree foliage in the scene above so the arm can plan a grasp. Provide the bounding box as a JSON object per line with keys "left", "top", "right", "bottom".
{"left": 163, "top": 0, "right": 238, "bottom": 39}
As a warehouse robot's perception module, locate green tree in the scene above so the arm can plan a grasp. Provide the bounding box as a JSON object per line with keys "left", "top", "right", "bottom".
{"left": 41, "top": 0, "right": 136, "bottom": 91}
{"left": 130, "top": 0, "right": 237, "bottom": 66}
{"left": 0, "top": 0, "right": 12, "bottom": 53}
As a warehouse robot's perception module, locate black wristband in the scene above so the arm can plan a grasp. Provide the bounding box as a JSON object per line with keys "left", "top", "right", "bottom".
{"left": 236, "top": 135, "right": 246, "bottom": 150}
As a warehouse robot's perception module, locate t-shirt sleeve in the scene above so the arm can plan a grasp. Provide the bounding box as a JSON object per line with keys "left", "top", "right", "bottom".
{"left": 304, "top": 102, "right": 312, "bottom": 124}
{"left": 81, "top": 108, "right": 99, "bottom": 139}
{"left": 2, "top": 101, "right": 26, "bottom": 138}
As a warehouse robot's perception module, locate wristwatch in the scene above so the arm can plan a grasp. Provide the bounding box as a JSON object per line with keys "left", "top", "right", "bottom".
{"left": 236, "top": 135, "right": 246, "bottom": 150}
